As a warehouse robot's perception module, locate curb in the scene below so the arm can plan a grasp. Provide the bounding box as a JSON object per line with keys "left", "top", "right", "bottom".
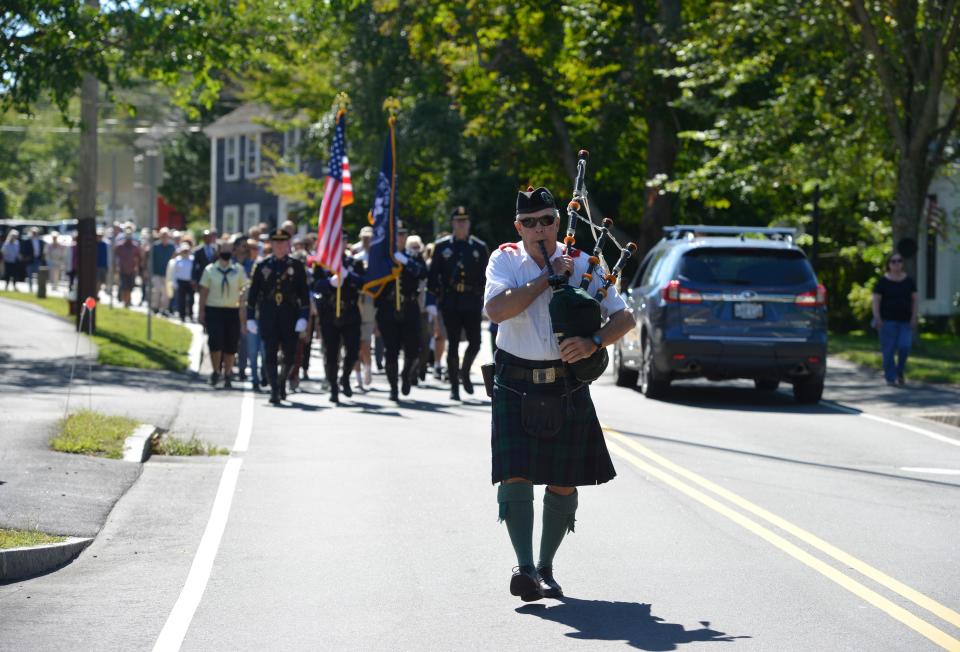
{"left": 123, "top": 424, "right": 159, "bottom": 463}
{"left": 0, "top": 537, "right": 93, "bottom": 583}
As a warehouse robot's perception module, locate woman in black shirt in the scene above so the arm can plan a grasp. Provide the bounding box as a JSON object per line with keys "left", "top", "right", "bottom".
{"left": 871, "top": 253, "right": 918, "bottom": 386}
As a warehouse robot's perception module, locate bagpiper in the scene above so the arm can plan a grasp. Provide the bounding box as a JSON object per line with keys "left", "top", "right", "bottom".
{"left": 483, "top": 186, "right": 635, "bottom": 601}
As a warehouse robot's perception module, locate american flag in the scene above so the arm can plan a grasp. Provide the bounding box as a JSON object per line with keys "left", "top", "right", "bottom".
{"left": 315, "top": 111, "right": 351, "bottom": 278}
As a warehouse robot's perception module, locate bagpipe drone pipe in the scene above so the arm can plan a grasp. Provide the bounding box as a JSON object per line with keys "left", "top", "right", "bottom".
{"left": 537, "top": 149, "right": 637, "bottom": 384}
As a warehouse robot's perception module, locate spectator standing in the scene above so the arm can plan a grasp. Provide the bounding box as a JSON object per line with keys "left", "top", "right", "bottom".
{"left": 46, "top": 232, "right": 65, "bottom": 286}
{"left": 150, "top": 228, "right": 176, "bottom": 315}
{"left": 351, "top": 225, "right": 375, "bottom": 389}
{"left": 114, "top": 228, "right": 143, "bottom": 308}
{"left": 199, "top": 241, "right": 248, "bottom": 388}
{"left": 172, "top": 244, "right": 195, "bottom": 321}
{"left": 872, "top": 253, "right": 919, "bottom": 386}
{"left": 3, "top": 230, "right": 22, "bottom": 290}
{"left": 20, "top": 227, "right": 46, "bottom": 292}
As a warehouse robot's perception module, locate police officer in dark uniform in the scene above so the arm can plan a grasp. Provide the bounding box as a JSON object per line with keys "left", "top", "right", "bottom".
{"left": 427, "top": 206, "right": 489, "bottom": 400}
{"left": 246, "top": 229, "right": 310, "bottom": 405}
{"left": 313, "top": 251, "right": 363, "bottom": 404}
{"left": 376, "top": 240, "right": 428, "bottom": 402}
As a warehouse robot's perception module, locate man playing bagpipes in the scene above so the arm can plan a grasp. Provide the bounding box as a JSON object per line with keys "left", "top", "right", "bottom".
{"left": 484, "top": 181, "right": 636, "bottom": 602}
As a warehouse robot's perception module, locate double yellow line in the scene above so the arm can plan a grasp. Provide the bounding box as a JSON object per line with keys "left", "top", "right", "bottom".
{"left": 602, "top": 427, "right": 960, "bottom": 651}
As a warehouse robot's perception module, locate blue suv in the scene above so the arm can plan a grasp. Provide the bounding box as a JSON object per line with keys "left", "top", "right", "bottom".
{"left": 612, "top": 226, "right": 828, "bottom": 403}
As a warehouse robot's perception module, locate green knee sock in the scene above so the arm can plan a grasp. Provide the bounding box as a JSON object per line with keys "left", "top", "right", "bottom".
{"left": 497, "top": 483, "right": 534, "bottom": 568}
{"left": 538, "top": 488, "right": 578, "bottom": 568}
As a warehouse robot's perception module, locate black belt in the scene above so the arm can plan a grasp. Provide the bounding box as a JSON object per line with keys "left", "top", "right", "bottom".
{"left": 499, "top": 364, "right": 567, "bottom": 384}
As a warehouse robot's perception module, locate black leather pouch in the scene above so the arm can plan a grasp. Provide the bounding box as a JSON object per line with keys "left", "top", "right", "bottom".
{"left": 481, "top": 363, "right": 495, "bottom": 397}
{"left": 520, "top": 393, "right": 564, "bottom": 440}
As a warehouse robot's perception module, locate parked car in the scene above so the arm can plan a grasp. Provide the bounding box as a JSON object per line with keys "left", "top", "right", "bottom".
{"left": 613, "top": 225, "right": 828, "bottom": 403}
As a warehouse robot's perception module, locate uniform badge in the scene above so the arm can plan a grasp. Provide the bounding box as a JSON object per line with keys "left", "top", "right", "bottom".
{"left": 261, "top": 267, "right": 271, "bottom": 279}
{"left": 442, "top": 248, "right": 453, "bottom": 259}
{"left": 473, "top": 249, "right": 480, "bottom": 259}
{"left": 286, "top": 267, "right": 294, "bottom": 276}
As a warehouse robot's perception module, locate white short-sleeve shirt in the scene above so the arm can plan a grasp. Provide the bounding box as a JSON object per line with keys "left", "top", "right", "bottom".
{"left": 484, "top": 241, "right": 627, "bottom": 361}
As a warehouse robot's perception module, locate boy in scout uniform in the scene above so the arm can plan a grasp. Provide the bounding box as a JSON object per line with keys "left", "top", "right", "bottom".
{"left": 246, "top": 229, "right": 310, "bottom": 404}
{"left": 198, "top": 240, "right": 248, "bottom": 388}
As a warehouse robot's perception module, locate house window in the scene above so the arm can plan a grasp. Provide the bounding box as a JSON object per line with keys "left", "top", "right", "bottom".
{"left": 224, "top": 136, "right": 240, "bottom": 181}
{"left": 283, "top": 128, "right": 301, "bottom": 171}
{"left": 223, "top": 205, "right": 240, "bottom": 234}
{"left": 243, "top": 204, "right": 261, "bottom": 233}
{"left": 245, "top": 133, "right": 261, "bottom": 178}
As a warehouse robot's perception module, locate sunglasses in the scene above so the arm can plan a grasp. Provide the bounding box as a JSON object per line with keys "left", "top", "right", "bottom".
{"left": 517, "top": 215, "right": 556, "bottom": 229}
{"left": 890, "top": 258, "right": 903, "bottom": 263}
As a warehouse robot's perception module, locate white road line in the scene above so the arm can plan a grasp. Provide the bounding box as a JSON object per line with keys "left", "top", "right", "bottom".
{"left": 823, "top": 401, "right": 960, "bottom": 448}
{"left": 233, "top": 390, "right": 254, "bottom": 452}
{"left": 860, "top": 412, "right": 960, "bottom": 448}
{"left": 899, "top": 467, "right": 960, "bottom": 475}
{"left": 152, "top": 457, "right": 243, "bottom": 652}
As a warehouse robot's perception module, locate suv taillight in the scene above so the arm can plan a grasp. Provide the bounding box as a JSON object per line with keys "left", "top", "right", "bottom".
{"left": 662, "top": 279, "right": 703, "bottom": 304}
{"left": 795, "top": 283, "right": 827, "bottom": 307}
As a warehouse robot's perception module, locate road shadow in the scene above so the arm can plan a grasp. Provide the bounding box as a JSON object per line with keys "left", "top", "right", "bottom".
{"left": 517, "top": 598, "right": 748, "bottom": 650}
{"left": 0, "top": 358, "right": 200, "bottom": 394}
{"left": 634, "top": 382, "right": 848, "bottom": 415}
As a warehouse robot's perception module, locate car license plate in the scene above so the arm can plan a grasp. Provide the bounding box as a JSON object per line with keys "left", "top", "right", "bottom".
{"left": 734, "top": 302, "right": 763, "bottom": 319}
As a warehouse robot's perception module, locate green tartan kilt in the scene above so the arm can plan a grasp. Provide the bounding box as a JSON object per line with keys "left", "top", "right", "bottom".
{"left": 491, "top": 363, "right": 616, "bottom": 487}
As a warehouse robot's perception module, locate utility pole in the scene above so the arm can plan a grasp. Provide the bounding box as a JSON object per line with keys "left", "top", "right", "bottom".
{"left": 75, "top": 0, "right": 99, "bottom": 331}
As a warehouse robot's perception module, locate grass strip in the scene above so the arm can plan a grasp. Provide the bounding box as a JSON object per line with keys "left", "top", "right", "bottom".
{"left": 0, "top": 528, "right": 66, "bottom": 550}
{"left": 829, "top": 330, "right": 960, "bottom": 385}
{"left": 152, "top": 435, "right": 230, "bottom": 457}
{"left": 0, "top": 290, "right": 191, "bottom": 371}
{"left": 51, "top": 410, "right": 140, "bottom": 459}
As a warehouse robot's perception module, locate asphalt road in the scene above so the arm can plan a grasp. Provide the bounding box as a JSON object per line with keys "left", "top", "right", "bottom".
{"left": 1, "top": 342, "right": 959, "bottom": 651}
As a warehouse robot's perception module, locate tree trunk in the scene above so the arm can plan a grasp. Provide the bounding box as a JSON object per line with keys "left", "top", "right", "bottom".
{"left": 637, "top": 0, "right": 682, "bottom": 259}
{"left": 638, "top": 110, "right": 678, "bottom": 257}
{"left": 891, "top": 154, "right": 927, "bottom": 280}
{"left": 76, "top": 37, "right": 98, "bottom": 332}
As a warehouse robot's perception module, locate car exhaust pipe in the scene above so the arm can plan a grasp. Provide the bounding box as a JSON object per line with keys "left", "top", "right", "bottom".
{"left": 685, "top": 361, "right": 701, "bottom": 374}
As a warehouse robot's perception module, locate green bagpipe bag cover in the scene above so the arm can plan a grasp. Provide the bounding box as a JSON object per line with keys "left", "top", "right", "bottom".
{"left": 548, "top": 284, "right": 609, "bottom": 383}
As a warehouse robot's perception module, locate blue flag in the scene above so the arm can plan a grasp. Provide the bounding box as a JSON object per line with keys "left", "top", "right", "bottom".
{"left": 362, "top": 121, "right": 399, "bottom": 296}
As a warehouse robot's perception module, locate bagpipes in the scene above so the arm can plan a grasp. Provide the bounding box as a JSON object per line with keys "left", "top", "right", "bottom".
{"left": 536, "top": 149, "right": 637, "bottom": 384}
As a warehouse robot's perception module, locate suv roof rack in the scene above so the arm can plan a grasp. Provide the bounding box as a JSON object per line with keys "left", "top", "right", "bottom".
{"left": 663, "top": 225, "right": 797, "bottom": 243}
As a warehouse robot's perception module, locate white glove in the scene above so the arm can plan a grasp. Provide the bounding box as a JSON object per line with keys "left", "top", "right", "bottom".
{"left": 246, "top": 320, "right": 258, "bottom": 335}
{"left": 393, "top": 251, "right": 409, "bottom": 265}
{"left": 426, "top": 305, "right": 437, "bottom": 319}
{"left": 295, "top": 318, "right": 307, "bottom": 333}
{"left": 329, "top": 273, "right": 342, "bottom": 288}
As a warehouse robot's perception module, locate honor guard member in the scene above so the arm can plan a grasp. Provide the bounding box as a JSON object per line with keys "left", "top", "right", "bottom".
{"left": 375, "top": 238, "right": 428, "bottom": 402}
{"left": 313, "top": 251, "right": 364, "bottom": 404}
{"left": 484, "top": 186, "right": 635, "bottom": 601}
{"left": 427, "top": 206, "right": 489, "bottom": 400}
{"left": 246, "top": 229, "right": 310, "bottom": 404}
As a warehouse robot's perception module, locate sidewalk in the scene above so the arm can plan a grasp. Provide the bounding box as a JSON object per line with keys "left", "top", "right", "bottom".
{"left": 0, "top": 298, "right": 194, "bottom": 539}
{"left": 825, "top": 355, "right": 960, "bottom": 422}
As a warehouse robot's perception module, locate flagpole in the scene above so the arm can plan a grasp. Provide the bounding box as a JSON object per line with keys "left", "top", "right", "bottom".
{"left": 384, "top": 98, "right": 401, "bottom": 312}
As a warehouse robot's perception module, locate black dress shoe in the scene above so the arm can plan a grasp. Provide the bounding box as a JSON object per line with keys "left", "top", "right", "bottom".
{"left": 510, "top": 565, "right": 544, "bottom": 602}
{"left": 449, "top": 386, "right": 460, "bottom": 401}
{"left": 460, "top": 370, "right": 474, "bottom": 394}
{"left": 389, "top": 388, "right": 400, "bottom": 402}
{"left": 223, "top": 377, "right": 233, "bottom": 389}
{"left": 340, "top": 376, "right": 353, "bottom": 397}
{"left": 209, "top": 371, "right": 220, "bottom": 387}
{"left": 329, "top": 389, "right": 339, "bottom": 404}
{"left": 269, "top": 390, "right": 281, "bottom": 405}
{"left": 537, "top": 565, "right": 563, "bottom": 599}
{"left": 401, "top": 375, "right": 411, "bottom": 396}
{"left": 252, "top": 380, "right": 260, "bottom": 392}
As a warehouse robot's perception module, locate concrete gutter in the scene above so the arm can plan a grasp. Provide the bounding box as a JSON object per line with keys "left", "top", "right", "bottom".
{"left": 0, "top": 537, "right": 93, "bottom": 583}
{"left": 123, "top": 424, "right": 159, "bottom": 463}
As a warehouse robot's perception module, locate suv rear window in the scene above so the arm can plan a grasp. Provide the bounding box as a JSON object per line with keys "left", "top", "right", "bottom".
{"left": 679, "top": 248, "right": 815, "bottom": 286}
